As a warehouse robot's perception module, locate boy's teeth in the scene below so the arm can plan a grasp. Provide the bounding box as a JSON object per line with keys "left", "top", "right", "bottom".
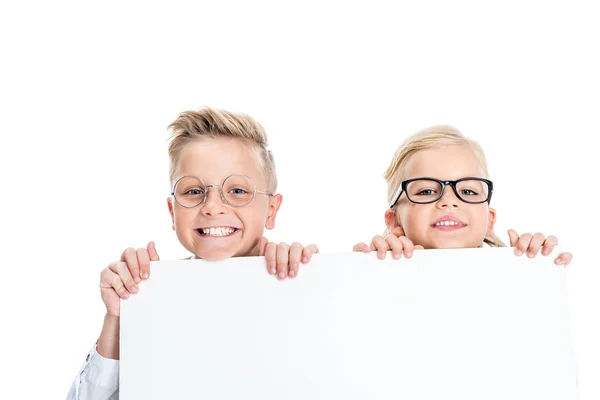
{"left": 202, "top": 227, "right": 234, "bottom": 236}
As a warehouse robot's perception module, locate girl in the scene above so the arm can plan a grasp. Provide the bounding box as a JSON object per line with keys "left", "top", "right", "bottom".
{"left": 353, "top": 125, "right": 573, "bottom": 264}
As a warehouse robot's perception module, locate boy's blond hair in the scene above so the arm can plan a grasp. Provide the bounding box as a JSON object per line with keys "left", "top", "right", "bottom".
{"left": 167, "top": 107, "right": 277, "bottom": 192}
{"left": 384, "top": 125, "right": 505, "bottom": 247}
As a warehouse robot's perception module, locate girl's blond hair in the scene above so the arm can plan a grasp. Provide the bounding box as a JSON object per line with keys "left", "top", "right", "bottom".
{"left": 384, "top": 125, "right": 505, "bottom": 247}
{"left": 167, "top": 107, "right": 277, "bottom": 192}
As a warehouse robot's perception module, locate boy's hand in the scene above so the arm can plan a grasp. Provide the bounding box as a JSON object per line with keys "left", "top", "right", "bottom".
{"left": 507, "top": 229, "right": 572, "bottom": 266}
{"left": 353, "top": 234, "right": 424, "bottom": 260}
{"left": 259, "top": 238, "right": 319, "bottom": 280}
{"left": 99, "top": 241, "right": 160, "bottom": 316}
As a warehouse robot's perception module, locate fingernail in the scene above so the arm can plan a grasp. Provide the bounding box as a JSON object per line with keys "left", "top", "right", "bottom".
{"left": 143, "top": 272, "right": 149, "bottom": 279}
{"left": 527, "top": 251, "right": 534, "bottom": 258}
{"left": 123, "top": 292, "right": 130, "bottom": 299}
{"left": 278, "top": 272, "right": 286, "bottom": 279}
{"left": 515, "top": 250, "right": 523, "bottom": 256}
{"left": 302, "top": 257, "right": 308, "bottom": 263}
{"left": 555, "top": 258, "right": 561, "bottom": 265}
{"left": 130, "top": 285, "right": 139, "bottom": 294}
{"left": 288, "top": 271, "right": 296, "bottom": 278}
{"left": 134, "top": 276, "right": 142, "bottom": 284}
{"left": 406, "top": 251, "right": 413, "bottom": 258}
{"left": 392, "top": 253, "right": 400, "bottom": 260}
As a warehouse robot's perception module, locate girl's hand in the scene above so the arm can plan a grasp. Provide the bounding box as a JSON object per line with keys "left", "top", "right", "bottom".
{"left": 353, "top": 234, "right": 424, "bottom": 260}
{"left": 260, "top": 238, "right": 319, "bottom": 280}
{"left": 507, "top": 229, "right": 572, "bottom": 266}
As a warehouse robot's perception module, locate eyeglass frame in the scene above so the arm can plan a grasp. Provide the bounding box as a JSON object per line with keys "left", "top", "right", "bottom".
{"left": 171, "top": 174, "right": 274, "bottom": 208}
{"left": 389, "top": 177, "right": 494, "bottom": 208}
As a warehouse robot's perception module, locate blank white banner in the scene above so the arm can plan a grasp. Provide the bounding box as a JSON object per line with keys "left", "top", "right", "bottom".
{"left": 120, "top": 247, "right": 577, "bottom": 400}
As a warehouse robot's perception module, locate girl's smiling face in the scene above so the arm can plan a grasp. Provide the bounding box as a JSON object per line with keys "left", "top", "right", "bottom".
{"left": 385, "top": 144, "right": 497, "bottom": 249}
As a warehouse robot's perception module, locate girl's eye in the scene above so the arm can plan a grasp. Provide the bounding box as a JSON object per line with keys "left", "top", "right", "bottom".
{"left": 416, "top": 189, "right": 437, "bottom": 196}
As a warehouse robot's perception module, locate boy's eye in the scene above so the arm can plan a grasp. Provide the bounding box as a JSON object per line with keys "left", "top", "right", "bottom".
{"left": 460, "top": 189, "right": 478, "bottom": 196}
{"left": 229, "top": 188, "right": 249, "bottom": 196}
{"left": 185, "top": 189, "right": 205, "bottom": 196}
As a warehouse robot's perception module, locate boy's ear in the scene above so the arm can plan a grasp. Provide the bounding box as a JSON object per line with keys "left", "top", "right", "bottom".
{"left": 486, "top": 207, "right": 497, "bottom": 236}
{"left": 385, "top": 208, "right": 405, "bottom": 237}
{"left": 265, "top": 194, "right": 282, "bottom": 230}
{"left": 167, "top": 197, "right": 175, "bottom": 228}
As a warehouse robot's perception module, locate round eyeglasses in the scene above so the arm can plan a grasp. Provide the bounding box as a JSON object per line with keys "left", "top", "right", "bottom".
{"left": 390, "top": 177, "right": 493, "bottom": 208}
{"left": 171, "top": 174, "right": 273, "bottom": 208}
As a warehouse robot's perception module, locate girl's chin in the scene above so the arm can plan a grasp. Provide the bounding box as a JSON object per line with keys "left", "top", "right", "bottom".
{"left": 427, "top": 240, "right": 471, "bottom": 250}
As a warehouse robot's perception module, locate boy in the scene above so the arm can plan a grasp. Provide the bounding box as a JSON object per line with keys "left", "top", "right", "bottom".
{"left": 67, "top": 107, "right": 317, "bottom": 400}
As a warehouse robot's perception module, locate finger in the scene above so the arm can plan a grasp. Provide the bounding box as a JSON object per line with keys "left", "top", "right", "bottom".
{"left": 276, "top": 242, "right": 290, "bottom": 280}
{"left": 148, "top": 241, "right": 160, "bottom": 261}
{"left": 414, "top": 245, "right": 425, "bottom": 250}
{"left": 555, "top": 252, "right": 573, "bottom": 267}
{"left": 507, "top": 229, "right": 520, "bottom": 247}
{"left": 265, "top": 242, "right": 277, "bottom": 275}
{"left": 352, "top": 242, "right": 371, "bottom": 253}
{"left": 110, "top": 261, "right": 139, "bottom": 294}
{"left": 100, "top": 267, "right": 119, "bottom": 290}
{"left": 136, "top": 248, "right": 150, "bottom": 284}
{"left": 258, "top": 237, "right": 269, "bottom": 257}
{"left": 526, "top": 233, "right": 546, "bottom": 258}
{"left": 385, "top": 234, "right": 404, "bottom": 260}
{"left": 102, "top": 267, "right": 131, "bottom": 299}
{"left": 121, "top": 247, "right": 140, "bottom": 283}
{"left": 288, "top": 242, "right": 303, "bottom": 278}
{"left": 145, "top": 241, "right": 159, "bottom": 280}
{"left": 399, "top": 236, "right": 416, "bottom": 258}
{"left": 541, "top": 235, "right": 558, "bottom": 256}
{"left": 302, "top": 244, "right": 319, "bottom": 264}
{"left": 371, "top": 235, "right": 389, "bottom": 259}
{"left": 514, "top": 233, "right": 533, "bottom": 256}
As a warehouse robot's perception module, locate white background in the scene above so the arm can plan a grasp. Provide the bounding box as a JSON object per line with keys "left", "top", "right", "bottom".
{"left": 0, "top": 0, "right": 597, "bottom": 399}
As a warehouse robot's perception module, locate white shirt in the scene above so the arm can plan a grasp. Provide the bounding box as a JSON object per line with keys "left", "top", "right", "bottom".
{"left": 66, "top": 344, "right": 120, "bottom": 400}
{"left": 67, "top": 256, "right": 197, "bottom": 400}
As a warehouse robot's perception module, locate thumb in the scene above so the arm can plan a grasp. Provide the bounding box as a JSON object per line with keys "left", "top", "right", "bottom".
{"left": 507, "top": 229, "right": 519, "bottom": 247}
{"left": 148, "top": 241, "right": 160, "bottom": 261}
{"left": 258, "top": 237, "right": 269, "bottom": 256}
{"left": 352, "top": 242, "right": 370, "bottom": 253}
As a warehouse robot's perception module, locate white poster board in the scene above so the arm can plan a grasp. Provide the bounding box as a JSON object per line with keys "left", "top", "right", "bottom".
{"left": 120, "top": 248, "right": 577, "bottom": 399}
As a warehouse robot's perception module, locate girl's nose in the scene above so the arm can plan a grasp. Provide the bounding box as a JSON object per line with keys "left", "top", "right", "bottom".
{"left": 436, "top": 186, "right": 460, "bottom": 208}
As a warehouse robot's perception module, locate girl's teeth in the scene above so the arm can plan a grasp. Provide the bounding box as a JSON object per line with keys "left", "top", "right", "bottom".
{"left": 437, "top": 221, "right": 458, "bottom": 226}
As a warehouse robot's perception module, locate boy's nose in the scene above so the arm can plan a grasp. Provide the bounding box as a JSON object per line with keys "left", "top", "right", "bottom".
{"left": 200, "top": 187, "right": 228, "bottom": 215}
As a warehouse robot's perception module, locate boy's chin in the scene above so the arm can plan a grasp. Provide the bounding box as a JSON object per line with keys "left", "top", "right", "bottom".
{"left": 192, "top": 244, "right": 257, "bottom": 261}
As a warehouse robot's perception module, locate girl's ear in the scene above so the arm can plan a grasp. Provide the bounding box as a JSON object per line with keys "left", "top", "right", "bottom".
{"left": 385, "top": 208, "right": 405, "bottom": 237}
{"left": 486, "top": 207, "right": 497, "bottom": 236}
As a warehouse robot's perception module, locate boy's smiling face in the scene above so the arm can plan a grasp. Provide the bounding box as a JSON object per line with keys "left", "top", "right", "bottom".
{"left": 168, "top": 137, "right": 281, "bottom": 260}
{"left": 385, "top": 144, "right": 497, "bottom": 249}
